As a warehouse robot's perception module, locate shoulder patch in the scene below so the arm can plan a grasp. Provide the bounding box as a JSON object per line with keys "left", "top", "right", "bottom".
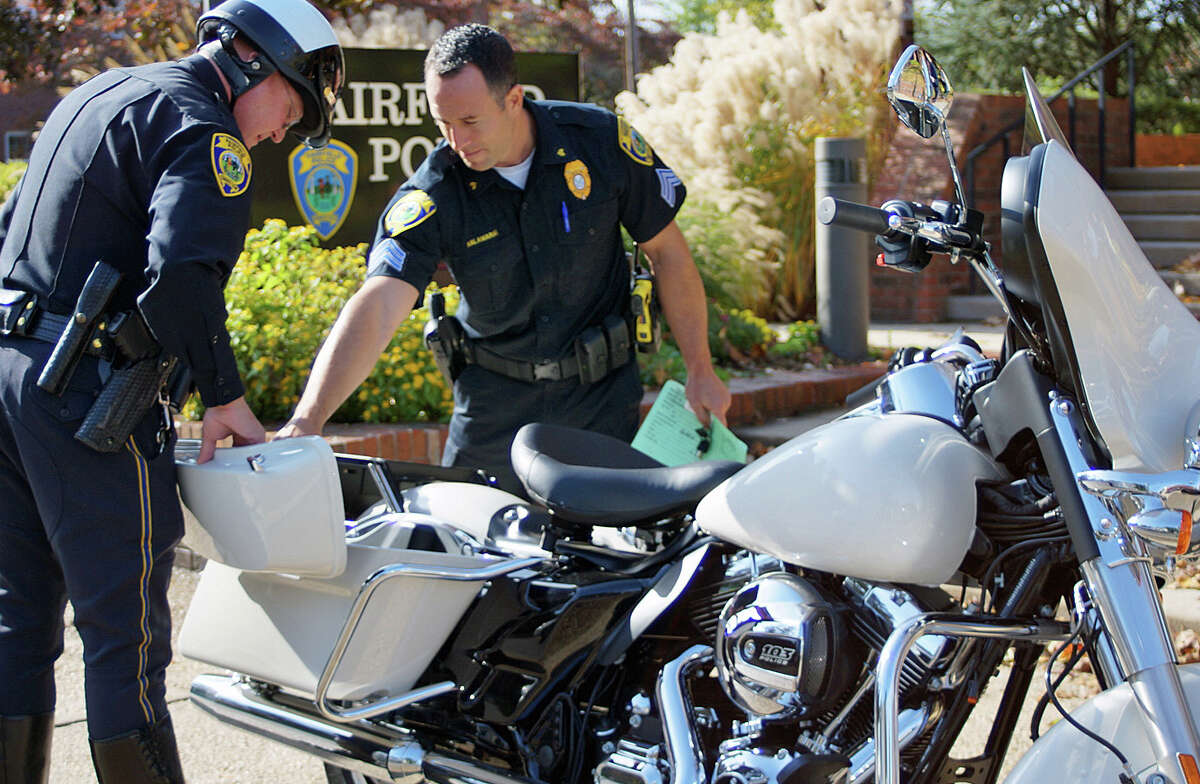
{"left": 211, "top": 132, "right": 251, "bottom": 197}
{"left": 617, "top": 117, "right": 655, "bottom": 167}
{"left": 384, "top": 190, "right": 437, "bottom": 236}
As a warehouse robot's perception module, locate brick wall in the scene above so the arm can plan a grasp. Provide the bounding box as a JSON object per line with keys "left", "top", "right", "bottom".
{"left": 868, "top": 92, "right": 1132, "bottom": 322}
{"left": 0, "top": 85, "right": 58, "bottom": 161}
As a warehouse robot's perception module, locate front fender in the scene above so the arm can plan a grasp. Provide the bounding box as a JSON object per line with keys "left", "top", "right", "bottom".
{"left": 1005, "top": 662, "right": 1200, "bottom": 782}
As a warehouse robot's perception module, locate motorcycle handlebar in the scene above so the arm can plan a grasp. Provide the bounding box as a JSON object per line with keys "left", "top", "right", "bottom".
{"left": 816, "top": 196, "right": 894, "bottom": 235}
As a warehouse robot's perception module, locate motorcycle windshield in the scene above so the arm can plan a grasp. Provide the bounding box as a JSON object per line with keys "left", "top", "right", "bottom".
{"left": 1024, "top": 75, "right": 1200, "bottom": 472}
{"left": 1021, "top": 68, "right": 1072, "bottom": 155}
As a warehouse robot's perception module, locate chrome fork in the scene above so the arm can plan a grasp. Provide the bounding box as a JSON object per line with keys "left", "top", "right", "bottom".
{"left": 1049, "top": 396, "right": 1200, "bottom": 781}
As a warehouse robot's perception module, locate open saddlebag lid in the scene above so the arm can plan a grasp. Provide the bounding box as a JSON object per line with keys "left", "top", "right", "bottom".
{"left": 175, "top": 436, "right": 346, "bottom": 578}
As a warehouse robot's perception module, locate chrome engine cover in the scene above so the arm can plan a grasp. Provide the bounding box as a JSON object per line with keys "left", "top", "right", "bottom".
{"left": 715, "top": 573, "right": 852, "bottom": 718}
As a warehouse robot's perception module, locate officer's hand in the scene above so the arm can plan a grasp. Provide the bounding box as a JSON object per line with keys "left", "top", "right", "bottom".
{"left": 198, "top": 396, "right": 267, "bottom": 463}
{"left": 273, "top": 416, "right": 323, "bottom": 441}
{"left": 686, "top": 368, "right": 731, "bottom": 428}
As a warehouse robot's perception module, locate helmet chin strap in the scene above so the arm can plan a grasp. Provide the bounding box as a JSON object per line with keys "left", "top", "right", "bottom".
{"left": 199, "top": 37, "right": 276, "bottom": 106}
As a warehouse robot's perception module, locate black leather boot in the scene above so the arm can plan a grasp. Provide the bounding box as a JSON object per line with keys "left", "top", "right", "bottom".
{"left": 89, "top": 715, "right": 185, "bottom": 784}
{"left": 0, "top": 713, "right": 53, "bottom": 784}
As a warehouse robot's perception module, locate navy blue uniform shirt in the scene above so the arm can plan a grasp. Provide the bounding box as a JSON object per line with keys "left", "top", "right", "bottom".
{"left": 0, "top": 54, "right": 252, "bottom": 406}
{"left": 366, "top": 98, "right": 685, "bottom": 363}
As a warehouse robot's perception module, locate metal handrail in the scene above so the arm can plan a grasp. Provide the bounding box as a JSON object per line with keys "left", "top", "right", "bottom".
{"left": 966, "top": 40, "right": 1136, "bottom": 203}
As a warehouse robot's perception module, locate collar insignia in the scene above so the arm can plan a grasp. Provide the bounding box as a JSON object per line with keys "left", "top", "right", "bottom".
{"left": 564, "top": 159, "right": 591, "bottom": 200}
{"left": 288, "top": 139, "right": 357, "bottom": 240}
{"left": 210, "top": 132, "right": 251, "bottom": 197}
{"left": 384, "top": 190, "right": 437, "bottom": 236}
{"left": 617, "top": 118, "right": 654, "bottom": 166}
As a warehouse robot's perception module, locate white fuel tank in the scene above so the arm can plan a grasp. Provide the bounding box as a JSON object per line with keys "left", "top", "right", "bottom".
{"left": 695, "top": 413, "right": 1006, "bottom": 585}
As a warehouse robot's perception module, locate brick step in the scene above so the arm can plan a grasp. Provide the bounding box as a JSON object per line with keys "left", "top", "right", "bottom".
{"left": 1141, "top": 240, "right": 1200, "bottom": 269}
{"left": 1109, "top": 189, "right": 1200, "bottom": 214}
{"left": 1107, "top": 166, "right": 1200, "bottom": 190}
{"left": 1120, "top": 213, "right": 1200, "bottom": 241}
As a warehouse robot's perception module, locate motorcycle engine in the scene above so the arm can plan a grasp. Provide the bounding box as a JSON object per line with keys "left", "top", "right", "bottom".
{"left": 715, "top": 572, "right": 857, "bottom": 719}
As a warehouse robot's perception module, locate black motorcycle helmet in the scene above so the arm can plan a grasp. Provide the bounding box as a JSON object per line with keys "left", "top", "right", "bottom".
{"left": 198, "top": 0, "right": 344, "bottom": 147}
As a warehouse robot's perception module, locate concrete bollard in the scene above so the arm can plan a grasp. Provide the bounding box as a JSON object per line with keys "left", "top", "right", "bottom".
{"left": 814, "top": 137, "right": 870, "bottom": 360}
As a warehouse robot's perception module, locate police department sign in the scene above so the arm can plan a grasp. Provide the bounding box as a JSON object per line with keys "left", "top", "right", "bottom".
{"left": 252, "top": 48, "right": 580, "bottom": 246}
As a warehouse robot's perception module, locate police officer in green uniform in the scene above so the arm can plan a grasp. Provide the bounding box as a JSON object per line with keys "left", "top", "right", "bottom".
{"left": 279, "top": 24, "right": 729, "bottom": 491}
{"left": 0, "top": 0, "right": 343, "bottom": 780}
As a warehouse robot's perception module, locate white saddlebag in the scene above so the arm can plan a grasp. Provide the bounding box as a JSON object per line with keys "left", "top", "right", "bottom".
{"left": 176, "top": 436, "right": 345, "bottom": 578}
{"left": 178, "top": 517, "right": 491, "bottom": 701}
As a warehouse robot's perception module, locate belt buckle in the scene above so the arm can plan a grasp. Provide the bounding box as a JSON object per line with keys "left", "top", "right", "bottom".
{"left": 532, "top": 360, "right": 561, "bottom": 381}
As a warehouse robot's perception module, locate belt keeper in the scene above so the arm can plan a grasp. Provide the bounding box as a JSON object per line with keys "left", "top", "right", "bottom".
{"left": 1, "top": 294, "right": 35, "bottom": 337}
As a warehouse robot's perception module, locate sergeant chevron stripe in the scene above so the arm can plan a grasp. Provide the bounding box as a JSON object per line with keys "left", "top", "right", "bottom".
{"left": 657, "top": 168, "right": 682, "bottom": 208}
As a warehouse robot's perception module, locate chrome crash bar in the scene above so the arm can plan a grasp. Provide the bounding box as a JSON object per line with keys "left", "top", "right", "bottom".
{"left": 874, "top": 613, "right": 1071, "bottom": 784}
{"left": 315, "top": 556, "right": 543, "bottom": 723}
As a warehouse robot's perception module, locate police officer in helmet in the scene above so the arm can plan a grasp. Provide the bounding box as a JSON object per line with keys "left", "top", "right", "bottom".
{"left": 0, "top": 0, "right": 343, "bottom": 780}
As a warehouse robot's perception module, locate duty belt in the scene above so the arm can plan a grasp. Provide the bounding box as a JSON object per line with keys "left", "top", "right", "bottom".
{"left": 0, "top": 289, "right": 156, "bottom": 363}
{"left": 468, "top": 314, "right": 634, "bottom": 385}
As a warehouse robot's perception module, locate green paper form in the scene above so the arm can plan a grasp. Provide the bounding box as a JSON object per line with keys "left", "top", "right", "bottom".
{"left": 631, "top": 379, "right": 749, "bottom": 466}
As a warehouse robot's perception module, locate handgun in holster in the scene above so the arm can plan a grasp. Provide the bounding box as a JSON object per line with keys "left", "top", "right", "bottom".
{"left": 423, "top": 289, "right": 468, "bottom": 385}
{"left": 35, "top": 260, "right": 179, "bottom": 454}
{"left": 629, "top": 246, "right": 662, "bottom": 353}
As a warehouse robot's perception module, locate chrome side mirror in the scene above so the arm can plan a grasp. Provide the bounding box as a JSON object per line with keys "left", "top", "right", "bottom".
{"left": 887, "top": 45, "right": 954, "bottom": 139}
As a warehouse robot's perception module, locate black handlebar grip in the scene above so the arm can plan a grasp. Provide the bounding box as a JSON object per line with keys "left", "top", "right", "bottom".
{"left": 37, "top": 260, "right": 122, "bottom": 396}
{"left": 816, "top": 196, "right": 894, "bottom": 234}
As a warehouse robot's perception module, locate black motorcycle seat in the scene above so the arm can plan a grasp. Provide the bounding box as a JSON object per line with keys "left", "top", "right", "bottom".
{"left": 510, "top": 423, "right": 743, "bottom": 526}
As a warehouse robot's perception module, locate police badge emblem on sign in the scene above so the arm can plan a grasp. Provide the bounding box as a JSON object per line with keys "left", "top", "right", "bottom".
{"left": 288, "top": 139, "right": 358, "bottom": 241}
{"left": 210, "top": 133, "right": 252, "bottom": 197}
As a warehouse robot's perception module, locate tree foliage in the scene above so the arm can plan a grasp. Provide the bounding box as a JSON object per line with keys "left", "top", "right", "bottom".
{"left": 916, "top": 0, "right": 1199, "bottom": 132}
{"left": 663, "top": 0, "right": 777, "bottom": 34}
{"left": 0, "top": 0, "right": 200, "bottom": 92}
{"left": 1, "top": 0, "right": 677, "bottom": 106}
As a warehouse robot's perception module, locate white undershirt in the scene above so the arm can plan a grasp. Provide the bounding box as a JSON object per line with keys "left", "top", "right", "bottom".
{"left": 495, "top": 150, "right": 535, "bottom": 189}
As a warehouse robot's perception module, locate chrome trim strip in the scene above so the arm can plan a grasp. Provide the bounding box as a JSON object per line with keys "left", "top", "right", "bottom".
{"left": 315, "top": 556, "right": 544, "bottom": 723}
{"left": 656, "top": 644, "right": 713, "bottom": 784}
{"left": 873, "top": 613, "right": 1070, "bottom": 784}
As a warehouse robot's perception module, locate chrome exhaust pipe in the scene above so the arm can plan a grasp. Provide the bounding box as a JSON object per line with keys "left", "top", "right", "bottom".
{"left": 656, "top": 644, "right": 714, "bottom": 784}
{"left": 190, "top": 673, "right": 401, "bottom": 780}
{"left": 190, "top": 674, "right": 542, "bottom": 784}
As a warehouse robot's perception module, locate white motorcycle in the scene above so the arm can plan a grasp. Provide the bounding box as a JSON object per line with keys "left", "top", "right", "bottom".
{"left": 177, "top": 46, "right": 1200, "bottom": 784}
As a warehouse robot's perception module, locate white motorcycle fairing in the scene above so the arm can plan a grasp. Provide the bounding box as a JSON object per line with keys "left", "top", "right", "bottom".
{"left": 1005, "top": 662, "right": 1200, "bottom": 783}
{"left": 695, "top": 412, "right": 1006, "bottom": 585}
{"left": 1036, "top": 140, "right": 1200, "bottom": 473}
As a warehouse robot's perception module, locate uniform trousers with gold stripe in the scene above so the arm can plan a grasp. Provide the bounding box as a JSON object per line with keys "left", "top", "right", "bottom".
{"left": 0, "top": 335, "right": 181, "bottom": 740}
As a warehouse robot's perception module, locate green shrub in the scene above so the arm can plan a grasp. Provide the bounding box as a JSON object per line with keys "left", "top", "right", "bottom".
{"left": 708, "top": 302, "right": 775, "bottom": 363}
{"left": 182, "top": 219, "right": 454, "bottom": 424}
{"left": 0, "top": 160, "right": 26, "bottom": 202}
{"left": 767, "top": 320, "right": 821, "bottom": 360}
